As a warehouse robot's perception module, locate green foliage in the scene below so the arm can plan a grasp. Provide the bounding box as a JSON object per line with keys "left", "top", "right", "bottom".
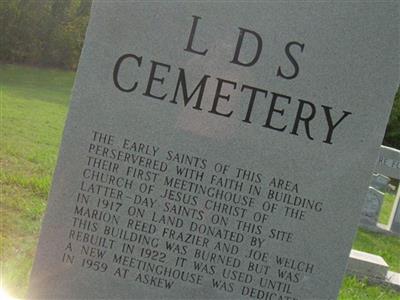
{"left": 383, "top": 87, "right": 400, "bottom": 150}
{"left": 0, "top": 0, "right": 91, "bottom": 69}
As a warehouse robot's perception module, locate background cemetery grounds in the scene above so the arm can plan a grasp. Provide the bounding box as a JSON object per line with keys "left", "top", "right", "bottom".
{"left": 0, "top": 64, "right": 399, "bottom": 299}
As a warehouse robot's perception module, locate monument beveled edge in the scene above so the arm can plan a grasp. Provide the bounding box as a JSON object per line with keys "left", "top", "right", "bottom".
{"left": 28, "top": 2, "right": 399, "bottom": 299}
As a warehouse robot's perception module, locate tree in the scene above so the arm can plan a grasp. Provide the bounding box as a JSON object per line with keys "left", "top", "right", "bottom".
{"left": 0, "top": 0, "right": 91, "bottom": 70}
{"left": 383, "top": 87, "right": 400, "bottom": 149}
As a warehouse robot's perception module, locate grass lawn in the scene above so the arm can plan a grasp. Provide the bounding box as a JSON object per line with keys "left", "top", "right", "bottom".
{"left": 353, "top": 228, "right": 400, "bottom": 273}
{"left": 1, "top": 64, "right": 399, "bottom": 299}
{"left": 338, "top": 276, "right": 399, "bottom": 300}
{"left": 379, "top": 192, "right": 396, "bottom": 225}
{"left": 0, "top": 64, "right": 71, "bottom": 297}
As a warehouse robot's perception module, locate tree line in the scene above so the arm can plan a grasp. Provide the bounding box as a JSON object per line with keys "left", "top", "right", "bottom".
{"left": 0, "top": 0, "right": 398, "bottom": 148}
{"left": 0, "top": 0, "right": 91, "bottom": 69}
{"left": 384, "top": 89, "right": 399, "bottom": 150}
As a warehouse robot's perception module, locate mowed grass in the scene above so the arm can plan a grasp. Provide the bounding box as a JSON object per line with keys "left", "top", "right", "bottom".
{"left": 352, "top": 228, "right": 400, "bottom": 273}
{"left": 0, "top": 64, "right": 399, "bottom": 299}
{"left": 0, "top": 64, "right": 72, "bottom": 297}
{"left": 338, "top": 276, "right": 400, "bottom": 300}
{"left": 379, "top": 192, "right": 396, "bottom": 225}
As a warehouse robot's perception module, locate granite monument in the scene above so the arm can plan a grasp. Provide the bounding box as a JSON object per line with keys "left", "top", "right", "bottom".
{"left": 29, "top": 2, "right": 399, "bottom": 299}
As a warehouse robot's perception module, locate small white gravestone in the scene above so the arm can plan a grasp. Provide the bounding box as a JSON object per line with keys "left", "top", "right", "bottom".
{"left": 347, "top": 249, "right": 389, "bottom": 281}
{"left": 28, "top": 2, "right": 399, "bottom": 299}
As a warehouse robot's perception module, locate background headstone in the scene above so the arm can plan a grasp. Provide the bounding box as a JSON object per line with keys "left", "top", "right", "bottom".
{"left": 367, "top": 145, "right": 400, "bottom": 233}
{"left": 347, "top": 249, "right": 389, "bottom": 281}
{"left": 360, "top": 187, "right": 384, "bottom": 225}
{"left": 28, "top": 2, "right": 399, "bottom": 299}
{"left": 370, "top": 174, "right": 390, "bottom": 193}
{"left": 389, "top": 189, "right": 400, "bottom": 234}
{"left": 375, "top": 146, "right": 400, "bottom": 180}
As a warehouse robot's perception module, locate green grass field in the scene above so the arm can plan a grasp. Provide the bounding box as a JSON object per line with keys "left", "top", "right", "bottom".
{"left": 0, "top": 64, "right": 71, "bottom": 297}
{"left": 1, "top": 64, "right": 399, "bottom": 299}
{"left": 353, "top": 228, "right": 400, "bottom": 273}
{"left": 379, "top": 192, "right": 396, "bottom": 225}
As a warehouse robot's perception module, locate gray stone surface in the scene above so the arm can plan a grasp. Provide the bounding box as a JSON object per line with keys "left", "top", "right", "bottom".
{"left": 370, "top": 173, "right": 390, "bottom": 192}
{"left": 347, "top": 249, "right": 389, "bottom": 280}
{"left": 375, "top": 146, "right": 400, "bottom": 180}
{"left": 28, "top": 2, "right": 399, "bottom": 300}
{"left": 360, "top": 187, "right": 384, "bottom": 226}
{"left": 389, "top": 189, "right": 400, "bottom": 234}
